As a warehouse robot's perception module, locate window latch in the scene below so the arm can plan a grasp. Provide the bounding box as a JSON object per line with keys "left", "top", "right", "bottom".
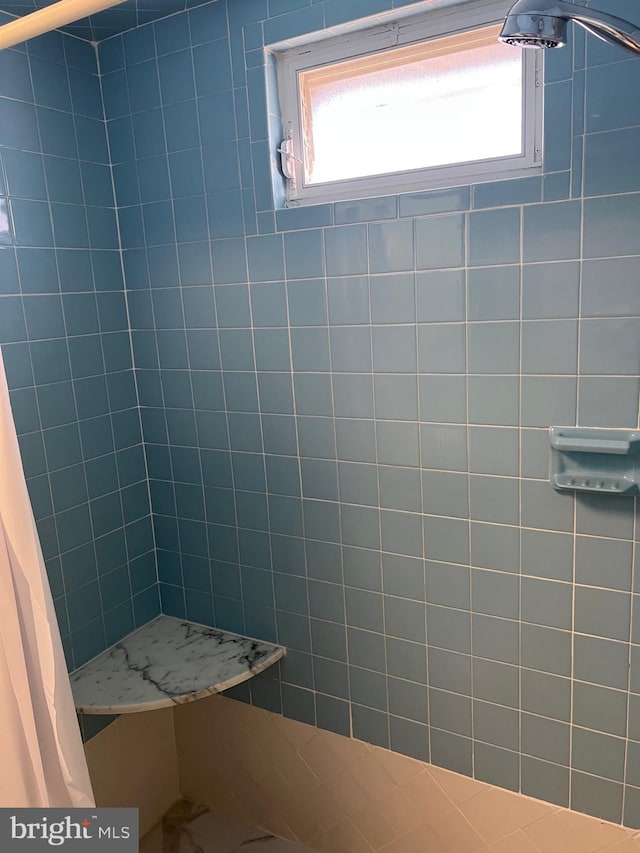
{"left": 277, "top": 137, "right": 301, "bottom": 179}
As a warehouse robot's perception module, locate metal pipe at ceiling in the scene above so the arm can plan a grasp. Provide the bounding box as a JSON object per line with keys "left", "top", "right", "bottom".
{"left": 0, "top": 0, "right": 127, "bottom": 49}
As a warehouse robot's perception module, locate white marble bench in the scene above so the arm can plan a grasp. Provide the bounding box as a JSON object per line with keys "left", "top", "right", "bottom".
{"left": 70, "top": 615, "right": 285, "bottom": 714}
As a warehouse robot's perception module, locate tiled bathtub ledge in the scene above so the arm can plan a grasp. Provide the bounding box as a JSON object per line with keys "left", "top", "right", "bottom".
{"left": 70, "top": 615, "right": 285, "bottom": 714}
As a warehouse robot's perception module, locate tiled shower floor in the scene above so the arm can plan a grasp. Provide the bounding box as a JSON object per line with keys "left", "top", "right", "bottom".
{"left": 140, "top": 801, "right": 312, "bottom": 853}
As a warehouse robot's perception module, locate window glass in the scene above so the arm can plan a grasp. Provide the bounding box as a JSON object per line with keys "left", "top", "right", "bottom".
{"left": 300, "top": 25, "right": 523, "bottom": 185}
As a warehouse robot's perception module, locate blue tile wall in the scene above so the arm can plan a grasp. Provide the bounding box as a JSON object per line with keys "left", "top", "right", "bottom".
{"left": 4, "top": 0, "right": 640, "bottom": 827}
{"left": 94, "top": 0, "right": 640, "bottom": 826}
{"left": 0, "top": 28, "right": 158, "bottom": 674}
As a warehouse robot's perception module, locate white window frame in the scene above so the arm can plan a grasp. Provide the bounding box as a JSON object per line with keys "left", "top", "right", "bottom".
{"left": 273, "top": 0, "right": 543, "bottom": 207}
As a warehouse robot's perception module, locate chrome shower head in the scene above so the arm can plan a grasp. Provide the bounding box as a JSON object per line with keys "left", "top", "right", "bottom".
{"left": 500, "top": 10, "right": 567, "bottom": 48}
{"left": 499, "top": 0, "right": 640, "bottom": 55}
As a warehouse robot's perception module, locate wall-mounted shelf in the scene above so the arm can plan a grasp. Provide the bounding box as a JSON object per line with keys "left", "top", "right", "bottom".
{"left": 70, "top": 615, "right": 285, "bottom": 715}
{"left": 549, "top": 427, "right": 640, "bottom": 495}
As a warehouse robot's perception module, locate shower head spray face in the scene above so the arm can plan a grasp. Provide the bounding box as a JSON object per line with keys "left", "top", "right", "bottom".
{"left": 499, "top": 0, "right": 640, "bottom": 55}
{"left": 499, "top": 11, "right": 567, "bottom": 48}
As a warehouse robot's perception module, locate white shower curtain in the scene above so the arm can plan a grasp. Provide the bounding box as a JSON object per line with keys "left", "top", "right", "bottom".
{"left": 0, "top": 347, "right": 94, "bottom": 808}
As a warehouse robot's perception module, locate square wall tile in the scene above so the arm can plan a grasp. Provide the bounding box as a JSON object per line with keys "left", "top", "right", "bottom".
{"left": 415, "top": 213, "right": 465, "bottom": 270}
{"left": 368, "top": 219, "right": 414, "bottom": 273}
{"left": 468, "top": 207, "right": 520, "bottom": 266}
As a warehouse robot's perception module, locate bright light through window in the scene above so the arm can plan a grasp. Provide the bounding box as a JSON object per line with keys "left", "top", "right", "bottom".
{"left": 274, "top": 0, "right": 542, "bottom": 206}
{"left": 300, "top": 26, "right": 523, "bottom": 185}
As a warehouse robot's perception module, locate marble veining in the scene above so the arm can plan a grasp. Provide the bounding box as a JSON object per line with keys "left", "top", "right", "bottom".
{"left": 70, "top": 615, "right": 285, "bottom": 714}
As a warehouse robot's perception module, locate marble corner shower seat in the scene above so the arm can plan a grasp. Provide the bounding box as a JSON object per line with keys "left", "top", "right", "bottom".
{"left": 70, "top": 615, "right": 285, "bottom": 714}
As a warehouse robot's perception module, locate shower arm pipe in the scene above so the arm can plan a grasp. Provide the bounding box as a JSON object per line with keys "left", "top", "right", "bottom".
{"left": 575, "top": 14, "right": 640, "bottom": 53}
{"left": 0, "top": 0, "right": 127, "bottom": 50}
{"left": 507, "top": 0, "right": 640, "bottom": 52}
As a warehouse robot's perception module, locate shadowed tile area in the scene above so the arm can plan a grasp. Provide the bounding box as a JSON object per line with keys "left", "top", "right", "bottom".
{"left": 141, "top": 800, "right": 312, "bottom": 853}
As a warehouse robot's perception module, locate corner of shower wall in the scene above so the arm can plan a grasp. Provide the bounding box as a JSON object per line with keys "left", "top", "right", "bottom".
{"left": 0, "top": 23, "right": 159, "bottom": 680}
